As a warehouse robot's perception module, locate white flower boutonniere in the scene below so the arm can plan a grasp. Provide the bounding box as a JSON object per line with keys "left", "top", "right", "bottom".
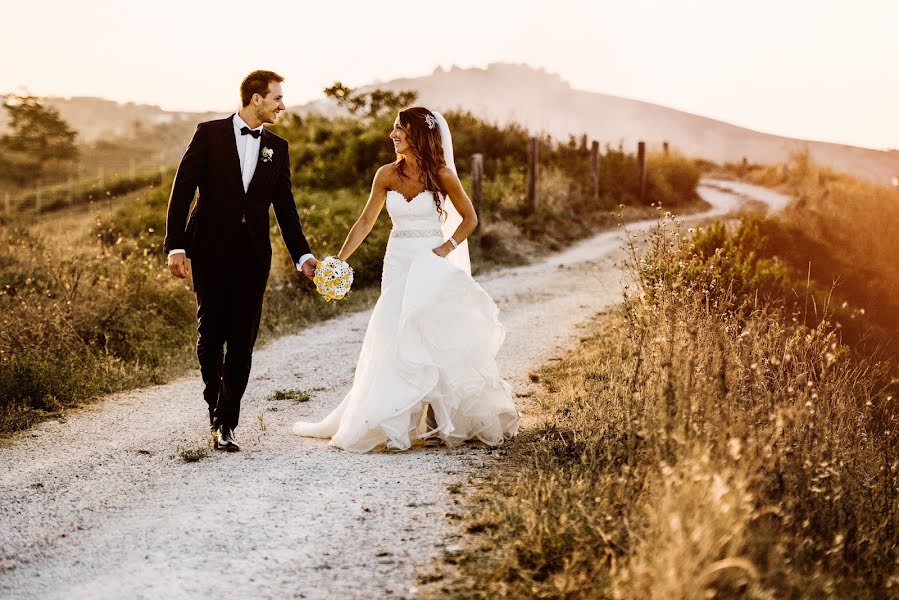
{"left": 261, "top": 147, "right": 274, "bottom": 163}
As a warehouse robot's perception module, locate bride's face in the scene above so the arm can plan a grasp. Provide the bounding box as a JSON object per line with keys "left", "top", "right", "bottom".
{"left": 390, "top": 118, "right": 411, "bottom": 155}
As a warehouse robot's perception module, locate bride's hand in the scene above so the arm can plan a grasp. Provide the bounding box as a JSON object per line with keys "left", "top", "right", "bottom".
{"left": 431, "top": 241, "right": 453, "bottom": 257}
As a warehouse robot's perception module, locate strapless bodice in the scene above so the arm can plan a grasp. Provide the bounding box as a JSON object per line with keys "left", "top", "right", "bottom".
{"left": 385, "top": 190, "right": 442, "bottom": 231}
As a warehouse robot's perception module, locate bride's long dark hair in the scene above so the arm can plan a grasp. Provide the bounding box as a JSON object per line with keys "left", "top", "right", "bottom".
{"left": 395, "top": 107, "right": 447, "bottom": 217}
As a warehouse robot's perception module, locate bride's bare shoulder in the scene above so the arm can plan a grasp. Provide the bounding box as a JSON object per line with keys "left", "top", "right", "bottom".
{"left": 374, "top": 162, "right": 399, "bottom": 185}
{"left": 437, "top": 166, "right": 460, "bottom": 185}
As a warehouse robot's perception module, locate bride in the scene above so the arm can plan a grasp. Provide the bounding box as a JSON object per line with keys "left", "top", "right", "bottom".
{"left": 292, "top": 107, "right": 519, "bottom": 452}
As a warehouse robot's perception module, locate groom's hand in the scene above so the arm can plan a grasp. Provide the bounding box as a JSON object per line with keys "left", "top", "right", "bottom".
{"left": 168, "top": 253, "right": 190, "bottom": 279}
{"left": 300, "top": 257, "right": 318, "bottom": 281}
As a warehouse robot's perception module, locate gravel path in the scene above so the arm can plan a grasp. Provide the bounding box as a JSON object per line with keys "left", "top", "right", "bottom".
{"left": 0, "top": 179, "right": 788, "bottom": 600}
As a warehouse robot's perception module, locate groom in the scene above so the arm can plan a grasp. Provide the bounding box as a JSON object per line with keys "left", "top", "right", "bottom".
{"left": 164, "top": 70, "right": 318, "bottom": 452}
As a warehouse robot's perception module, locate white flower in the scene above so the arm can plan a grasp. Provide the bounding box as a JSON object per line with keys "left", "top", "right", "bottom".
{"left": 261, "top": 147, "right": 274, "bottom": 163}
{"left": 424, "top": 114, "right": 438, "bottom": 130}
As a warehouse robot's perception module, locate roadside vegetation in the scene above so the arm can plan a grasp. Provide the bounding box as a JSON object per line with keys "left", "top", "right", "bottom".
{"left": 428, "top": 155, "right": 898, "bottom": 598}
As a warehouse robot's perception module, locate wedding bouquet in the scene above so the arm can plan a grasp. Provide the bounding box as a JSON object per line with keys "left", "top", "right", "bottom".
{"left": 313, "top": 256, "right": 354, "bottom": 301}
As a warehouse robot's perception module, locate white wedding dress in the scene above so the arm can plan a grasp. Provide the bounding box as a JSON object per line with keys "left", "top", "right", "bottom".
{"left": 292, "top": 190, "right": 520, "bottom": 452}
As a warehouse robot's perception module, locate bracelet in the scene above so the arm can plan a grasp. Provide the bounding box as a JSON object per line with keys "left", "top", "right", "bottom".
{"left": 447, "top": 237, "right": 459, "bottom": 250}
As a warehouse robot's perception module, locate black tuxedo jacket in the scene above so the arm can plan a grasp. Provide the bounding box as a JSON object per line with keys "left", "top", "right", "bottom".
{"left": 163, "top": 115, "right": 312, "bottom": 272}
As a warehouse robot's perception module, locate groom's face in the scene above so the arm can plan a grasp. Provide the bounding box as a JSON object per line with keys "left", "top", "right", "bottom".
{"left": 254, "top": 82, "right": 285, "bottom": 124}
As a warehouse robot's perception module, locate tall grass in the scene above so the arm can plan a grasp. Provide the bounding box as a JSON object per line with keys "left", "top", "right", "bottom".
{"left": 715, "top": 151, "right": 899, "bottom": 355}
{"left": 0, "top": 222, "right": 197, "bottom": 431}
{"left": 431, "top": 213, "right": 898, "bottom": 598}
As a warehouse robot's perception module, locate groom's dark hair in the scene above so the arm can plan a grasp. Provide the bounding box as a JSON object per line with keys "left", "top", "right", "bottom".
{"left": 240, "top": 70, "right": 284, "bottom": 107}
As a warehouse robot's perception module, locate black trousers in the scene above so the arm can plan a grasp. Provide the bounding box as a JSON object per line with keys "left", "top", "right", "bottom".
{"left": 192, "top": 226, "right": 269, "bottom": 430}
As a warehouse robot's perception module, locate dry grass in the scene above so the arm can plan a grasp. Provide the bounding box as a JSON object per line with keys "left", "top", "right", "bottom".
{"left": 711, "top": 151, "right": 899, "bottom": 355}
{"left": 425, "top": 213, "right": 898, "bottom": 599}
{"left": 723, "top": 150, "right": 899, "bottom": 300}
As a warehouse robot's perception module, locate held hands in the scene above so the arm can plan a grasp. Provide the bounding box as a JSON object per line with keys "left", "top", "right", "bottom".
{"left": 300, "top": 257, "right": 319, "bottom": 281}
{"left": 168, "top": 253, "right": 189, "bottom": 279}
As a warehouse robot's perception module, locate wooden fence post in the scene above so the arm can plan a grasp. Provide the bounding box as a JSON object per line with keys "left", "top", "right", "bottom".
{"left": 471, "top": 153, "right": 484, "bottom": 238}
{"left": 591, "top": 140, "right": 600, "bottom": 204}
{"left": 98, "top": 166, "right": 105, "bottom": 188}
{"left": 663, "top": 141, "right": 669, "bottom": 155}
{"left": 527, "top": 137, "right": 538, "bottom": 213}
{"left": 637, "top": 141, "right": 647, "bottom": 203}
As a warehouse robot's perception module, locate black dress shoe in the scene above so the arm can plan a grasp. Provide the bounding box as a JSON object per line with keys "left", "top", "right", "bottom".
{"left": 217, "top": 426, "right": 239, "bottom": 452}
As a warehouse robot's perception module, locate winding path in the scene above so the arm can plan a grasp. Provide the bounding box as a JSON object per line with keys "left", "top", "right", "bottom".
{"left": 0, "top": 179, "right": 788, "bottom": 600}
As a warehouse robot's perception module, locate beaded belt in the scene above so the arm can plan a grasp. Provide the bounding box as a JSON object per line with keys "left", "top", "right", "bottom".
{"left": 390, "top": 228, "right": 442, "bottom": 239}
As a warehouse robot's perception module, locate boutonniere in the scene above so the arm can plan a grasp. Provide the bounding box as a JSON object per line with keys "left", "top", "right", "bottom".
{"left": 261, "top": 147, "right": 274, "bottom": 163}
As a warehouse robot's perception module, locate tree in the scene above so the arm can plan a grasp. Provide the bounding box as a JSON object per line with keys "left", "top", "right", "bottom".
{"left": 0, "top": 92, "right": 79, "bottom": 186}
{"left": 323, "top": 82, "right": 418, "bottom": 120}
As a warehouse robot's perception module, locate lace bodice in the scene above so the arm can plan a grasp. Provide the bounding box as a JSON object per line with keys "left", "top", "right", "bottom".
{"left": 385, "top": 190, "right": 442, "bottom": 231}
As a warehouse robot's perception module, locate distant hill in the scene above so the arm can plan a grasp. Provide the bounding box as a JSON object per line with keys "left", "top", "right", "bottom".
{"left": 0, "top": 96, "right": 221, "bottom": 143}
{"left": 293, "top": 63, "right": 899, "bottom": 185}
{"left": 0, "top": 97, "right": 226, "bottom": 174}
{"left": 4, "top": 65, "right": 897, "bottom": 185}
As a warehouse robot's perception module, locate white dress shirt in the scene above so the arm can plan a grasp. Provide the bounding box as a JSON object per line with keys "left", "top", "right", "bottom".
{"left": 233, "top": 112, "right": 261, "bottom": 193}
{"left": 168, "top": 113, "right": 315, "bottom": 271}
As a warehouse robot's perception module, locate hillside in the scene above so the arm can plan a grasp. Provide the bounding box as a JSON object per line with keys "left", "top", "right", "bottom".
{"left": 295, "top": 63, "right": 899, "bottom": 185}
{"left": 4, "top": 64, "right": 897, "bottom": 184}
{"left": 0, "top": 96, "right": 220, "bottom": 143}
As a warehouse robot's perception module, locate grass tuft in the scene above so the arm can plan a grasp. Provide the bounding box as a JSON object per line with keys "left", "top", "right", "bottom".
{"left": 177, "top": 444, "right": 209, "bottom": 463}
{"left": 268, "top": 388, "right": 312, "bottom": 402}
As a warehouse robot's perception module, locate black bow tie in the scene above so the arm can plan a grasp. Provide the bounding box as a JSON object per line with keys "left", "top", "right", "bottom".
{"left": 240, "top": 126, "right": 262, "bottom": 139}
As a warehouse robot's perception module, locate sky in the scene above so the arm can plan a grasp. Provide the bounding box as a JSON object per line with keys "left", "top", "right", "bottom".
{"left": 3, "top": 0, "right": 898, "bottom": 150}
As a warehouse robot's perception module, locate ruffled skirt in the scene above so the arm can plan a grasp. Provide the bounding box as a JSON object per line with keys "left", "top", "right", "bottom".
{"left": 292, "top": 238, "right": 519, "bottom": 452}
